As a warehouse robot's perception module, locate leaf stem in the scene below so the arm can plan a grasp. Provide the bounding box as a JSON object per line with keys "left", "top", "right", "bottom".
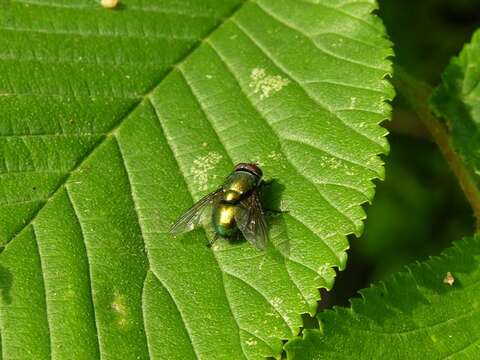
{"left": 392, "top": 65, "right": 480, "bottom": 228}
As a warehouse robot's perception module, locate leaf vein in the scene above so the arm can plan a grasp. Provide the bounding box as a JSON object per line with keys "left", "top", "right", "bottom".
{"left": 148, "top": 271, "right": 200, "bottom": 360}
{"left": 206, "top": 40, "right": 354, "bottom": 259}
{"left": 0, "top": 1, "right": 246, "bottom": 253}
{"left": 224, "top": 270, "right": 292, "bottom": 331}
{"left": 10, "top": 0, "right": 214, "bottom": 19}
{"left": 178, "top": 54, "right": 329, "bottom": 323}
{"left": 0, "top": 52, "right": 165, "bottom": 69}
{"left": 303, "top": 79, "right": 387, "bottom": 95}
{"left": 305, "top": 0, "right": 382, "bottom": 34}
{"left": 64, "top": 188, "right": 102, "bottom": 357}
{"left": 0, "top": 26, "right": 196, "bottom": 42}
{"left": 312, "top": 31, "right": 387, "bottom": 50}
{"left": 232, "top": 17, "right": 386, "bottom": 150}
{"left": 30, "top": 225, "right": 52, "bottom": 359}
{"left": 282, "top": 138, "right": 378, "bottom": 181}
{"left": 256, "top": 1, "right": 387, "bottom": 72}
{"left": 442, "top": 335, "right": 480, "bottom": 360}
{"left": 113, "top": 136, "right": 151, "bottom": 356}
{"left": 357, "top": 309, "right": 479, "bottom": 336}
{"left": 148, "top": 99, "right": 242, "bottom": 359}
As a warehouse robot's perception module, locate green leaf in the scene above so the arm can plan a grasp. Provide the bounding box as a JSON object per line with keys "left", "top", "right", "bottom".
{"left": 0, "top": 0, "right": 393, "bottom": 358}
{"left": 285, "top": 236, "right": 480, "bottom": 359}
{"left": 431, "top": 29, "right": 480, "bottom": 190}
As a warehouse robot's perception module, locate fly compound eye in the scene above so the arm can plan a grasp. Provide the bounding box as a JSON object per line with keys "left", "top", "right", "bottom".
{"left": 234, "top": 163, "right": 263, "bottom": 178}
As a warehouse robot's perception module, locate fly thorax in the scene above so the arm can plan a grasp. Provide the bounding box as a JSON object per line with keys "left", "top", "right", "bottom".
{"left": 222, "top": 170, "right": 259, "bottom": 202}
{"left": 223, "top": 189, "right": 241, "bottom": 204}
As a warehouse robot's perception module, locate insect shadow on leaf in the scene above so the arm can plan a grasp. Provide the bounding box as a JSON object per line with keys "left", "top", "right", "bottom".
{"left": 0, "top": 264, "right": 13, "bottom": 304}
{"left": 259, "top": 178, "right": 292, "bottom": 256}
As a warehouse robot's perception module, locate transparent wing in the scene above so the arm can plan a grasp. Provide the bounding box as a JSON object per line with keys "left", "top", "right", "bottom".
{"left": 235, "top": 190, "right": 268, "bottom": 250}
{"left": 169, "top": 188, "right": 222, "bottom": 235}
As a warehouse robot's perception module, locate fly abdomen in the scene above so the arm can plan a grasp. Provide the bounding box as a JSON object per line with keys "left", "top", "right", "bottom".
{"left": 213, "top": 167, "right": 261, "bottom": 238}
{"left": 223, "top": 189, "right": 241, "bottom": 203}
{"left": 212, "top": 202, "right": 238, "bottom": 237}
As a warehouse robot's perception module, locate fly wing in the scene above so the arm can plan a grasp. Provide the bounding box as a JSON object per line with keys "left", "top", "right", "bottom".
{"left": 235, "top": 190, "right": 268, "bottom": 250}
{"left": 169, "top": 188, "right": 222, "bottom": 235}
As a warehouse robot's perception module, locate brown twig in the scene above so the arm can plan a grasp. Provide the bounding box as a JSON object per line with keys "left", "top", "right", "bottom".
{"left": 392, "top": 65, "right": 480, "bottom": 228}
{"left": 387, "top": 107, "right": 430, "bottom": 140}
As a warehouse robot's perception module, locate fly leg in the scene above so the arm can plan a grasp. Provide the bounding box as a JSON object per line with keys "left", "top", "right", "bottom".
{"left": 207, "top": 233, "right": 219, "bottom": 248}
{"left": 264, "top": 208, "right": 288, "bottom": 214}
{"left": 263, "top": 208, "right": 289, "bottom": 222}
{"left": 234, "top": 231, "right": 243, "bottom": 242}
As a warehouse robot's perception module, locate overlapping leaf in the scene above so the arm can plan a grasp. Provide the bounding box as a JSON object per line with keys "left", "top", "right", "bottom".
{"left": 431, "top": 29, "right": 480, "bottom": 190}
{"left": 286, "top": 236, "right": 480, "bottom": 359}
{"left": 0, "top": 0, "right": 393, "bottom": 358}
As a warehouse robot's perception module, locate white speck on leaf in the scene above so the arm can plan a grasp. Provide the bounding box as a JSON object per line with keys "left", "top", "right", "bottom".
{"left": 266, "top": 312, "right": 281, "bottom": 318}
{"left": 258, "top": 255, "right": 266, "bottom": 270}
{"left": 245, "top": 338, "right": 257, "bottom": 346}
{"left": 101, "top": 0, "right": 119, "bottom": 9}
{"left": 350, "top": 96, "right": 357, "bottom": 108}
{"left": 192, "top": 152, "right": 223, "bottom": 191}
{"left": 443, "top": 271, "right": 455, "bottom": 286}
{"left": 317, "top": 264, "right": 332, "bottom": 280}
{"left": 267, "top": 150, "right": 283, "bottom": 161}
{"left": 366, "top": 156, "right": 377, "bottom": 165}
{"left": 271, "top": 297, "right": 283, "bottom": 308}
{"left": 252, "top": 156, "right": 265, "bottom": 167}
{"left": 111, "top": 292, "right": 126, "bottom": 315}
{"left": 111, "top": 291, "right": 128, "bottom": 327}
{"left": 321, "top": 156, "right": 343, "bottom": 170}
{"left": 249, "top": 68, "right": 290, "bottom": 99}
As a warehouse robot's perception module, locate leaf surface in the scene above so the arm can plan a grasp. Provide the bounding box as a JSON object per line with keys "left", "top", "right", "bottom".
{"left": 285, "top": 236, "right": 480, "bottom": 359}
{"left": 0, "top": 0, "right": 393, "bottom": 358}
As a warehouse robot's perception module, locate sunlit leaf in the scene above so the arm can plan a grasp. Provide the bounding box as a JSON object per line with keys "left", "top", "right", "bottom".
{"left": 0, "top": 0, "right": 393, "bottom": 358}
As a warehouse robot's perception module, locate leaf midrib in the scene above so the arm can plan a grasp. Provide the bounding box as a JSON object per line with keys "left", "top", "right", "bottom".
{"left": 11, "top": 0, "right": 217, "bottom": 19}
{"left": 0, "top": 0, "right": 248, "bottom": 254}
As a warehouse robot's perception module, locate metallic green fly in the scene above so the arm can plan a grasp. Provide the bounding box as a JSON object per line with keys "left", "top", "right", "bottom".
{"left": 170, "top": 163, "right": 268, "bottom": 250}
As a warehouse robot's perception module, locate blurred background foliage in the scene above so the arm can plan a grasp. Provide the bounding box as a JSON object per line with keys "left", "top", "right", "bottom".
{"left": 381, "top": 0, "right": 480, "bottom": 84}
{"left": 318, "top": 0, "right": 480, "bottom": 310}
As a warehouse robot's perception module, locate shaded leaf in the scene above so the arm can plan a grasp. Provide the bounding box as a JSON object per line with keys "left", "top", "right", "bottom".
{"left": 0, "top": 0, "right": 392, "bottom": 358}
{"left": 431, "top": 29, "right": 480, "bottom": 190}
{"left": 286, "top": 236, "right": 480, "bottom": 359}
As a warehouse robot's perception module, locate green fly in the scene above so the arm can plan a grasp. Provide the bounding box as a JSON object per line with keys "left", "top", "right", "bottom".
{"left": 170, "top": 163, "right": 268, "bottom": 250}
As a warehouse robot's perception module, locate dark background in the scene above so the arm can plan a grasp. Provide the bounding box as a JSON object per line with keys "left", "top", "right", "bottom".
{"left": 317, "top": 0, "right": 480, "bottom": 312}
